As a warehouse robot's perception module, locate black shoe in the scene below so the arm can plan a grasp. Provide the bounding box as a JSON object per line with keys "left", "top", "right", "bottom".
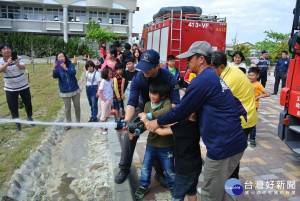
{"left": 154, "top": 173, "right": 167, "bottom": 188}
{"left": 271, "top": 92, "right": 277, "bottom": 95}
{"left": 88, "top": 117, "right": 93, "bottom": 122}
{"left": 93, "top": 117, "right": 98, "bottom": 122}
{"left": 27, "top": 117, "right": 35, "bottom": 126}
{"left": 114, "top": 170, "right": 130, "bottom": 184}
{"left": 15, "top": 123, "right": 21, "bottom": 131}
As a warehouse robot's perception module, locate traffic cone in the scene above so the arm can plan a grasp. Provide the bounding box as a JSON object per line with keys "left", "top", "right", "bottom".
{"left": 84, "top": 54, "right": 86, "bottom": 60}
{"left": 87, "top": 55, "right": 90, "bottom": 61}
{"left": 73, "top": 55, "right": 77, "bottom": 63}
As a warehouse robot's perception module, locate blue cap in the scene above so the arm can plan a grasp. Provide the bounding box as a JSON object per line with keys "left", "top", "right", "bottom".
{"left": 136, "top": 49, "right": 160, "bottom": 71}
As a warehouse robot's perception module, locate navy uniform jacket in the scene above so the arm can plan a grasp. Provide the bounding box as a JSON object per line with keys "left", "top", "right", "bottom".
{"left": 257, "top": 57, "right": 270, "bottom": 73}
{"left": 127, "top": 69, "right": 180, "bottom": 107}
{"left": 157, "top": 67, "right": 247, "bottom": 160}
{"left": 275, "top": 58, "right": 290, "bottom": 72}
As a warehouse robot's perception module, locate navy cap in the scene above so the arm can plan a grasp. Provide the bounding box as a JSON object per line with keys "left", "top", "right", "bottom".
{"left": 262, "top": 50, "right": 268, "bottom": 54}
{"left": 136, "top": 49, "right": 160, "bottom": 71}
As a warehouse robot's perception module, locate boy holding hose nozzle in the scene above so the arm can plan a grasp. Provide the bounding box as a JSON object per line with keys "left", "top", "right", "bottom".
{"left": 126, "top": 79, "right": 175, "bottom": 199}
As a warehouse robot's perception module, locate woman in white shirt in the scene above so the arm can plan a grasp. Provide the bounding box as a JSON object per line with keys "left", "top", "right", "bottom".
{"left": 229, "top": 51, "right": 247, "bottom": 73}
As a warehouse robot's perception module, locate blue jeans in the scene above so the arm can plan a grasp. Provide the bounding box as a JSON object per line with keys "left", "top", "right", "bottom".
{"left": 140, "top": 145, "right": 175, "bottom": 188}
{"left": 86, "top": 85, "right": 98, "bottom": 119}
{"left": 172, "top": 171, "right": 201, "bottom": 201}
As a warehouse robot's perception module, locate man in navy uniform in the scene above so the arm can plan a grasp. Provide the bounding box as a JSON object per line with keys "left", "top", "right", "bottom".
{"left": 146, "top": 41, "right": 247, "bottom": 201}
{"left": 114, "top": 49, "right": 180, "bottom": 185}
{"left": 255, "top": 50, "right": 271, "bottom": 87}
{"left": 272, "top": 50, "right": 290, "bottom": 95}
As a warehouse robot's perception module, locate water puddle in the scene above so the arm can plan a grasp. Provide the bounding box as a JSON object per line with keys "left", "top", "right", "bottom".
{"left": 52, "top": 173, "right": 79, "bottom": 201}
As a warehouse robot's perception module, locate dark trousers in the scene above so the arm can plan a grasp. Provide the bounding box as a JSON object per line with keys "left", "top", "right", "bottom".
{"left": 257, "top": 72, "right": 267, "bottom": 88}
{"left": 273, "top": 71, "right": 287, "bottom": 94}
{"left": 6, "top": 87, "right": 33, "bottom": 119}
{"left": 229, "top": 126, "right": 254, "bottom": 179}
{"left": 119, "top": 101, "right": 164, "bottom": 175}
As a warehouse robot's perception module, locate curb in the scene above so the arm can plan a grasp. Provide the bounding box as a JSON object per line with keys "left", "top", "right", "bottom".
{"left": 107, "top": 128, "right": 134, "bottom": 201}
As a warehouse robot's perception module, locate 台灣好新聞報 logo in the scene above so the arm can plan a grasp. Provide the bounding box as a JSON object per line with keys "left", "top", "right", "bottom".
{"left": 225, "top": 178, "right": 243, "bottom": 195}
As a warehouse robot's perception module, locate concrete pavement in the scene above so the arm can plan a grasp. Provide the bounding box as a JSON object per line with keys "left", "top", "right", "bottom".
{"left": 126, "top": 74, "right": 300, "bottom": 201}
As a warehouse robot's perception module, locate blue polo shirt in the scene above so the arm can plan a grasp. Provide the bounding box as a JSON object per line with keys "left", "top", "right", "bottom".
{"left": 127, "top": 69, "right": 180, "bottom": 107}
{"left": 157, "top": 67, "right": 247, "bottom": 160}
{"left": 257, "top": 57, "right": 270, "bottom": 73}
{"left": 275, "top": 58, "right": 290, "bottom": 72}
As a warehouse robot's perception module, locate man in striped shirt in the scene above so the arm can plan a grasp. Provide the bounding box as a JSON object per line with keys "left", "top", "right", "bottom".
{"left": 0, "top": 42, "right": 33, "bottom": 131}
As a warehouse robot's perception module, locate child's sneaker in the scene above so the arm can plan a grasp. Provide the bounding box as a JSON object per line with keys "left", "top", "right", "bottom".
{"left": 250, "top": 140, "right": 256, "bottom": 147}
{"left": 134, "top": 185, "right": 149, "bottom": 199}
{"left": 169, "top": 187, "right": 173, "bottom": 199}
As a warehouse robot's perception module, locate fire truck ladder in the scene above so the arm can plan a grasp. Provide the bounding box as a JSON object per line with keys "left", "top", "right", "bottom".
{"left": 170, "top": 9, "right": 183, "bottom": 72}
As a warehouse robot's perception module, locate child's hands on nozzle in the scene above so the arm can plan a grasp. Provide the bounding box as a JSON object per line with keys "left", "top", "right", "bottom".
{"left": 138, "top": 112, "right": 149, "bottom": 123}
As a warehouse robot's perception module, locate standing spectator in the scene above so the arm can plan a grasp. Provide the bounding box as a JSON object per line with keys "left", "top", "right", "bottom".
{"left": 248, "top": 67, "right": 270, "bottom": 147}
{"left": 114, "top": 49, "right": 180, "bottom": 186}
{"left": 113, "top": 63, "right": 125, "bottom": 119}
{"left": 101, "top": 48, "right": 119, "bottom": 75}
{"left": 100, "top": 42, "right": 107, "bottom": 64}
{"left": 85, "top": 60, "right": 101, "bottom": 122}
{"left": 131, "top": 43, "right": 138, "bottom": 52}
{"left": 53, "top": 52, "right": 81, "bottom": 131}
{"left": 97, "top": 67, "right": 114, "bottom": 135}
{"left": 0, "top": 42, "right": 33, "bottom": 131}
{"left": 95, "top": 56, "right": 101, "bottom": 71}
{"left": 255, "top": 50, "right": 271, "bottom": 87}
{"left": 113, "top": 41, "right": 122, "bottom": 59}
{"left": 272, "top": 50, "right": 290, "bottom": 95}
{"left": 164, "top": 55, "right": 179, "bottom": 80}
{"left": 212, "top": 50, "right": 257, "bottom": 179}
{"left": 121, "top": 43, "right": 133, "bottom": 67}
{"left": 146, "top": 41, "right": 247, "bottom": 201}
{"left": 229, "top": 51, "right": 247, "bottom": 73}
{"left": 133, "top": 48, "right": 142, "bottom": 67}
{"left": 121, "top": 56, "right": 139, "bottom": 106}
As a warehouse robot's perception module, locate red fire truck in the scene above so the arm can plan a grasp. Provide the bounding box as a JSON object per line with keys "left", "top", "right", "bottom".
{"left": 140, "top": 6, "right": 227, "bottom": 77}
{"left": 278, "top": 0, "right": 300, "bottom": 154}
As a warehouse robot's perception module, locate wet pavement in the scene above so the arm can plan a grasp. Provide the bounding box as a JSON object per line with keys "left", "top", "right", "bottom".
{"left": 128, "top": 74, "right": 300, "bottom": 201}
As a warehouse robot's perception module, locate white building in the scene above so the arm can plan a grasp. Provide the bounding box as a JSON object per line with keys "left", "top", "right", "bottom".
{"left": 0, "top": 0, "right": 137, "bottom": 43}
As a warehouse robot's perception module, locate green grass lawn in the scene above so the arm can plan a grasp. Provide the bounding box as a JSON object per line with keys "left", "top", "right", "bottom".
{"left": 0, "top": 63, "right": 84, "bottom": 191}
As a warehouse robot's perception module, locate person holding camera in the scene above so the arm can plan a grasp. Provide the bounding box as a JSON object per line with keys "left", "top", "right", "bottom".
{"left": 0, "top": 42, "right": 33, "bottom": 131}
{"left": 53, "top": 52, "right": 81, "bottom": 131}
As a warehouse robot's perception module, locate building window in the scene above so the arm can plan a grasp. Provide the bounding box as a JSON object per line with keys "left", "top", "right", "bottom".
{"left": 46, "top": 8, "right": 62, "bottom": 21}
{"left": 0, "top": 5, "right": 20, "bottom": 19}
{"left": 109, "top": 13, "right": 127, "bottom": 25}
{"left": 24, "top": 7, "right": 43, "bottom": 20}
{"left": 121, "top": 13, "right": 126, "bottom": 25}
{"left": 89, "top": 11, "right": 106, "bottom": 23}
{"left": 69, "top": 10, "right": 86, "bottom": 22}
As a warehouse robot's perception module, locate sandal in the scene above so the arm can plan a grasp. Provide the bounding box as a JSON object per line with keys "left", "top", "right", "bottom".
{"left": 64, "top": 126, "right": 71, "bottom": 131}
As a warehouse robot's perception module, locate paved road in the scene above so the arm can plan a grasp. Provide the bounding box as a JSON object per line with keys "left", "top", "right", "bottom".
{"left": 129, "top": 74, "right": 300, "bottom": 201}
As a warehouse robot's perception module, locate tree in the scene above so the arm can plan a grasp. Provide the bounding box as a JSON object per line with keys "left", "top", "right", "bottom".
{"left": 85, "top": 20, "right": 119, "bottom": 48}
{"left": 253, "top": 30, "right": 289, "bottom": 63}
